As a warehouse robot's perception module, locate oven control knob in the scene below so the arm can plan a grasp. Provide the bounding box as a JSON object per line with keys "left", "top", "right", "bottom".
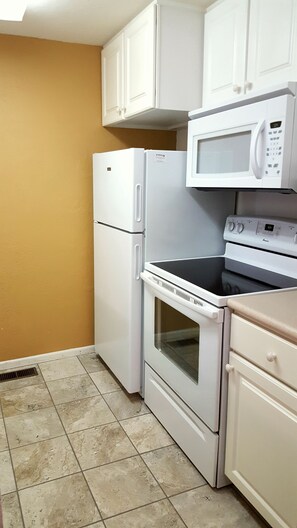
{"left": 237, "top": 222, "right": 244, "bottom": 233}
{"left": 228, "top": 221, "right": 235, "bottom": 232}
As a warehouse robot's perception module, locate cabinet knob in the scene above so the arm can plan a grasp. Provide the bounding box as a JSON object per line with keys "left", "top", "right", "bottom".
{"left": 116, "top": 106, "right": 121, "bottom": 114}
{"left": 245, "top": 81, "right": 253, "bottom": 91}
{"left": 232, "top": 84, "right": 241, "bottom": 94}
{"left": 266, "top": 352, "right": 277, "bottom": 362}
{"left": 225, "top": 363, "right": 234, "bottom": 373}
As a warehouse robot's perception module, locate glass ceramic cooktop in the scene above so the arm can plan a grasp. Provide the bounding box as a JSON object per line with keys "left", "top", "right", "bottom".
{"left": 151, "top": 257, "right": 297, "bottom": 297}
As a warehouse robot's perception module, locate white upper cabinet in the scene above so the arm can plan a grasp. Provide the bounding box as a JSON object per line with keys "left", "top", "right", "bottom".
{"left": 203, "top": 0, "right": 297, "bottom": 107}
{"left": 247, "top": 0, "right": 297, "bottom": 92}
{"left": 124, "top": 7, "right": 155, "bottom": 119}
{"left": 101, "top": 0, "right": 203, "bottom": 129}
{"left": 203, "top": 0, "right": 249, "bottom": 105}
{"left": 101, "top": 34, "right": 123, "bottom": 125}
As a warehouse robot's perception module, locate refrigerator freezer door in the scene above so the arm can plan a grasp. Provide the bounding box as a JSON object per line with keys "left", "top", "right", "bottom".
{"left": 94, "top": 222, "right": 143, "bottom": 393}
{"left": 144, "top": 150, "right": 235, "bottom": 261}
{"left": 93, "top": 148, "right": 145, "bottom": 233}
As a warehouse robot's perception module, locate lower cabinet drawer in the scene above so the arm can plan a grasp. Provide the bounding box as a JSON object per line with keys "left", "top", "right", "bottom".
{"left": 144, "top": 363, "right": 218, "bottom": 487}
{"left": 230, "top": 314, "right": 297, "bottom": 389}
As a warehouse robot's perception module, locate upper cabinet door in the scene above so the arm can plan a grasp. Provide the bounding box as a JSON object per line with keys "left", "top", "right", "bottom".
{"left": 203, "top": 0, "right": 249, "bottom": 106}
{"left": 101, "top": 33, "right": 123, "bottom": 126}
{"left": 247, "top": 0, "right": 297, "bottom": 92}
{"left": 124, "top": 5, "right": 156, "bottom": 118}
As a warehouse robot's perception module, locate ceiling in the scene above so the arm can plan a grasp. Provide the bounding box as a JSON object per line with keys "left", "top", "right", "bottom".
{"left": 0, "top": 0, "right": 215, "bottom": 46}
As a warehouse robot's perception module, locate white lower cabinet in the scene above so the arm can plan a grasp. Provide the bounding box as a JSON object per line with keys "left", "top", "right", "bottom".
{"left": 225, "top": 316, "right": 297, "bottom": 528}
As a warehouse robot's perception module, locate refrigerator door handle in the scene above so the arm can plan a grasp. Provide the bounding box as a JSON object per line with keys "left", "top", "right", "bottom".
{"left": 135, "top": 184, "right": 142, "bottom": 223}
{"left": 134, "top": 244, "right": 142, "bottom": 280}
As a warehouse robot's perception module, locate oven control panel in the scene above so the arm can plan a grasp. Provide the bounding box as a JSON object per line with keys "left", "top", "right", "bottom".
{"left": 224, "top": 216, "right": 297, "bottom": 256}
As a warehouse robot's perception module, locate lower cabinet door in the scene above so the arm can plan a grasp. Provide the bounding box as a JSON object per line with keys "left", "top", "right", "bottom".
{"left": 225, "top": 352, "right": 297, "bottom": 528}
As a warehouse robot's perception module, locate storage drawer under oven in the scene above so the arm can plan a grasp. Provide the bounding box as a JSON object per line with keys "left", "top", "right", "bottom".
{"left": 145, "top": 364, "right": 219, "bottom": 487}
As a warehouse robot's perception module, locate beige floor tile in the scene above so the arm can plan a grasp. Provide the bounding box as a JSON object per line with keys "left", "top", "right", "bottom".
{"left": 0, "top": 366, "right": 43, "bottom": 393}
{"left": 103, "top": 390, "right": 150, "bottom": 420}
{"left": 5, "top": 407, "right": 64, "bottom": 448}
{"left": 0, "top": 418, "right": 8, "bottom": 451}
{"left": 0, "top": 405, "right": 2, "bottom": 418}
{"left": 39, "top": 357, "right": 85, "bottom": 381}
{"left": 69, "top": 422, "right": 137, "bottom": 470}
{"left": 19, "top": 473, "right": 100, "bottom": 528}
{"left": 142, "top": 445, "right": 206, "bottom": 496}
{"left": 2, "top": 492, "right": 24, "bottom": 528}
{"left": 47, "top": 374, "right": 99, "bottom": 404}
{"left": 11, "top": 435, "right": 80, "bottom": 489}
{"left": 104, "top": 499, "right": 186, "bottom": 528}
{"left": 170, "top": 485, "right": 268, "bottom": 528}
{"left": 1, "top": 384, "right": 52, "bottom": 417}
{"left": 0, "top": 450, "right": 16, "bottom": 494}
{"left": 78, "top": 353, "right": 106, "bottom": 373}
{"left": 56, "top": 395, "right": 116, "bottom": 433}
{"left": 90, "top": 370, "right": 120, "bottom": 394}
{"left": 85, "top": 455, "right": 165, "bottom": 519}
{"left": 120, "top": 414, "right": 174, "bottom": 453}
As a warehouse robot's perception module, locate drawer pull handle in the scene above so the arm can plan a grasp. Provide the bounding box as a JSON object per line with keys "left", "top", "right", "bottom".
{"left": 225, "top": 364, "right": 234, "bottom": 373}
{"left": 266, "top": 352, "right": 277, "bottom": 362}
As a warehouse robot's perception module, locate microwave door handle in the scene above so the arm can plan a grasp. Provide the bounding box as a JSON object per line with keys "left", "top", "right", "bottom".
{"left": 250, "top": 119, "right": 265, "bottom": 179}
{"left": 140, "top": 272, "right": 220, "bottom": 321}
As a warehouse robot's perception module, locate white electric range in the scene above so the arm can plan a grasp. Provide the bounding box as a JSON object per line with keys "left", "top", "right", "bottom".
{"left": 141, "top": 216, "right": 297, "bottom": 488}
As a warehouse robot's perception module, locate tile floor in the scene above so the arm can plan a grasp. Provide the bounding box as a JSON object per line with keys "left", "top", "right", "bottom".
{"left": 0, "top": 353, "right": 269, "bottom": 528}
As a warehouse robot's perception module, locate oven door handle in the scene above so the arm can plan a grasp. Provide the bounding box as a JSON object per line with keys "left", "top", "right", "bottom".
{"left": 141, "top": 272, "right": 221, "bottom": 321}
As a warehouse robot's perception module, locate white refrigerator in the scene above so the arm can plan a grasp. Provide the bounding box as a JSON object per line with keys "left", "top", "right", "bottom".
{"left": 93, "top": 148, "right": 235, "bottom": 393}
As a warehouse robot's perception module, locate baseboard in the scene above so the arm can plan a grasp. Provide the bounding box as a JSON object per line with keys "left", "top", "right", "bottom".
{"left": 0, "top": 345, "right": 95, "bottom": 371}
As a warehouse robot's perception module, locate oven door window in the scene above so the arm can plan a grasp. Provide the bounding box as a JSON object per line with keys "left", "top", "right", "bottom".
{"left": 154, "top": 298, "right": 199, "bottom": 383}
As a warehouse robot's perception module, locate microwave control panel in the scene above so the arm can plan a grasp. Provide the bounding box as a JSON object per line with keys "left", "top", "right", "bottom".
{"left": 264, "top": 120, "right": 284, "bottom": 177}
{"left": 224, "top": 216, "right": 297, "bottom": 256}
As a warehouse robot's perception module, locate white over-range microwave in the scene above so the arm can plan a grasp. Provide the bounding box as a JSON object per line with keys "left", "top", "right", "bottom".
{"left": 186, "top": 83, "right": 297, "bottom": 192}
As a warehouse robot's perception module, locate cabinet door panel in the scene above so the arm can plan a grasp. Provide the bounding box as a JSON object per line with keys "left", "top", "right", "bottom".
{"left": 101, "top": 34, "right": 123, "bottom": 125}
{"left": 124, "top": 5, "right": 156, "bottom": 117}
{"left": 247, "top": 0, "right": 297, "bottom": 91}
{"left": 225, "top": 352, "right": 297, "bottom": 528}
{"left": 203, "top": 0, "right": 249, "bottom": 106}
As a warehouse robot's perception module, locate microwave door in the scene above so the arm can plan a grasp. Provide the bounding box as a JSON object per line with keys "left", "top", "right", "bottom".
{"left": 189, "top": 124, "right": 263, "bottom": 189}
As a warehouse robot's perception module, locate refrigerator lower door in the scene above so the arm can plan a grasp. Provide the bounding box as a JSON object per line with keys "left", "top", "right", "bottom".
{"left": 94, "top": 222, "right": 143, "bottom": 393}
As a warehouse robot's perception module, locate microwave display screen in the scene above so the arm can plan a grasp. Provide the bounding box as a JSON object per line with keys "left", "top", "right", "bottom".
{"left": 196, "top": 131, "right": 251, "bottom": 174}
{"left": 270, "top": 121, "right": 282, "bottom": 128}
{"left": 265, "top": 223, "right": 274, "bottom": 232}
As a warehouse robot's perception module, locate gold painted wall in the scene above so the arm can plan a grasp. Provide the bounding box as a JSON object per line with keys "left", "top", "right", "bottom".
{"left": 0, "top": 35, "right": 176, "bottom": 362}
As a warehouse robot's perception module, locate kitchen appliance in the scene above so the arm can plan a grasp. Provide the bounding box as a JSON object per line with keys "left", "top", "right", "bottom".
{"left": 141, "top": 215, "right": 297, "bottom": 487}
{"left": 93, "top": 148, "right": 235, "bottom": 393}
{"left": 186, "top": 82, "right": 297, "bottom": 192}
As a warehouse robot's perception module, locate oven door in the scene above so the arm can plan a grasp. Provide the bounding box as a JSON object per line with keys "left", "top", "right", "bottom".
{"left": 141, "top": 270, "right": 224, "bottom": 432}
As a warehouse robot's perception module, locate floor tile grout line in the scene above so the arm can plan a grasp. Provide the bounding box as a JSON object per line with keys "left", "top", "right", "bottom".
{"left": 96, "top": 496, "right": 186, "bottom": 524}
{"left": 7, "top": 358, "right": 102, "bottom": 523}
{"left": 1, "top": 414, "right": 27, "bottom": 528}
{"left": 2, "top": 353, "right": 194, "bottom": 526}
{"left": 39, "top": 356, "right": 104, "bottom": 522}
